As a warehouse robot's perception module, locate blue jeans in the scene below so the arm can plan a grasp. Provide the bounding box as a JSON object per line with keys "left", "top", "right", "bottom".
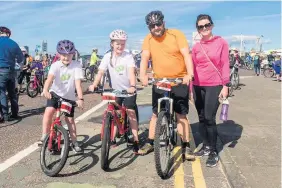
{"left": 254, "top": 64, "right": 260, "bottom": 75}
{"left": 0, "top": 70, "right": 18, "bottom": 118}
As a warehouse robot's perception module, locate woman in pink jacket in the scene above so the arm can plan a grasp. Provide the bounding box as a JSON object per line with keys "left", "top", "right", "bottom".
{"left": 192, "top": 14, "right": 230, "bottom": 167}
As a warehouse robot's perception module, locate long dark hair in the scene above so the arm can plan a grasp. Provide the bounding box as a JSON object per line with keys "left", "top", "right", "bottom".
{"left": 196, "top": 14, "right": 214, "bottom": 28}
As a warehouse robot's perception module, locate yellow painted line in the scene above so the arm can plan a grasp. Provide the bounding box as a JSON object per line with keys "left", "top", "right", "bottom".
{"left": 173, "top": 146, "right": 185, "bottom": 188}
{"left": 189, "top": 117, "right": 207, "bottom": 188}
{"left": 173, "top": 102, "right": 206, "bottom": 188}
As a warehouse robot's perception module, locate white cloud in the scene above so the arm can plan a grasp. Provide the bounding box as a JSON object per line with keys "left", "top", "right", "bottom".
{"left": 243, "top": 14, "right": 281, "bottom": 20}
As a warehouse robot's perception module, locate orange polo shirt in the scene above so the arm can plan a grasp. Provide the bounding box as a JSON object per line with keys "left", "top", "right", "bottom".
{"left": 142, "top": 29, "right": 188, "bottom": 78}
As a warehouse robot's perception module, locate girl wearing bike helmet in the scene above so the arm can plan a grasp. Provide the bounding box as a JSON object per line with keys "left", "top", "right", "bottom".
{"left": 41, "top": 40, "right": 84, "bottom": 153}
{"left": 89, "top": 29, "right": 140, "bottom": 154}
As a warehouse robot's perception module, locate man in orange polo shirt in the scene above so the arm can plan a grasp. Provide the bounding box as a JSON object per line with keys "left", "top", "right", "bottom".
{"left": 139, "top": 10, "right": 194, "bottom": 159}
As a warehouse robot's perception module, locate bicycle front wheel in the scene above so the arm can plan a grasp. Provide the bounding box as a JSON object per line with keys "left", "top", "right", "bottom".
{"left": 26, "top": 81, "right": 39, "bottom": 98}
{"left": 100, "top": 113, "right": 112, "bottom": 170}
{"left": 154, "top": 111, "right": 171, "bottom": 179}
{"left": 85, "top": 67, "right": 93, "bottom": 81}
{"left": 40, "top": 125, "right": 69, "bottom": 177}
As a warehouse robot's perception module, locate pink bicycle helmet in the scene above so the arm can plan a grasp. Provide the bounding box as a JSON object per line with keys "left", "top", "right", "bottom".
{"left": 56, "top": 40, "right": 76, "bottom": 54}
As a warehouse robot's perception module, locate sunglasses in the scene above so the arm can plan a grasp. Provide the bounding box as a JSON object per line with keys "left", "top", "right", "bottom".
{"left": 148, "top": 21, "right": 163, "bottom": 29}
{"left": 197, "top": 23, "right": 212, "bottom": 30}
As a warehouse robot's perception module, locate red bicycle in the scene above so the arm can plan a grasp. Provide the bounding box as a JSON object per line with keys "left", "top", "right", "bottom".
{"left": 94, "top": 88, "right": 138, "bottom": 170}
{"left": 40, "top": 92, "right": 77, "bottom": 177}
{"left": 26, "top": 68, "right": 44, "bottom": 98}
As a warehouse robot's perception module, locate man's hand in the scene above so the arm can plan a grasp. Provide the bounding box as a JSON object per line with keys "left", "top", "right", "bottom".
{"left": 219, "top": 86, "right": 229, "bottom": 99}
{"left": 76, "top": 99, "right": 84, "bottom": 109}
{"left": 140, "top": 75, "right": 149, "bottom": 87}
{"left": 183, "top": 74, "right": 194, "bottom": 85}
{"left": 127, "top": 87, "right": 136, "bottom": 94}
{"left": 88, "top": 84, "right": 97, "bottom": 92}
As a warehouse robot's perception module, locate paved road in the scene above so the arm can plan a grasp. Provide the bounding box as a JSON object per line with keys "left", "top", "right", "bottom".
{"left": 0, "top": 80, "right": 101, "bottom": 162}
{"left": 0, "top": 69, "right": 280, "bottom": 188}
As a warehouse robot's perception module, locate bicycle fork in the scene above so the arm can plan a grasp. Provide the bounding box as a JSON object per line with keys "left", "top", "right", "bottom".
{"left": 157, "top": 97, "right": 176, "bottom": 146}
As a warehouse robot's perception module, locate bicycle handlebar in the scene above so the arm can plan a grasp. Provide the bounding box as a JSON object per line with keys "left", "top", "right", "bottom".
{"left": 148, "top": 78, "right": 183, "bottom": 85}
{"left": 92, "top": 88, "right": 136, "bottom": 96}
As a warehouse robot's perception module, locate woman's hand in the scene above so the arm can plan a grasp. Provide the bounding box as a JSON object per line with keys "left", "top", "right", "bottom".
{"left": 219, "top": 86, "right": 229, "bottom": 99}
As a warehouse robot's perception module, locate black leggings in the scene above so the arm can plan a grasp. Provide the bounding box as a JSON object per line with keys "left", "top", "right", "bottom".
{"left": 194, "top": 85, "right": 222, "bottom": 150}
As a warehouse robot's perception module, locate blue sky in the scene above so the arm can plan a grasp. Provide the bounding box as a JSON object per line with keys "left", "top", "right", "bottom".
{"left": 1, "top": 1, "right": 281, "bottom": 55}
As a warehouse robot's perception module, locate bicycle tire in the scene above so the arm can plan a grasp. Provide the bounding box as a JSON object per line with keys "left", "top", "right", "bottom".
{"left": 263, "top": 68, "right": 275, "bottom": 78}
{"left": 100, "top": 113, "right": 112, "bottom": 170}
{"left": 26, "top": 81, "right": 39, "bottom": 98}
{"left": 228, "top": 86, "right": 234, "bottom": 97}
{"left": 40, "top": 125, "right": 69, "bottom": 177}
{"left": 85, "top": 67, "right": 93, "bottom": 81}
{"left": 154, "top": 111, "right": 171, "bottom": 179}
{"left": 233, "top": 73, "right": 240, "bottom": 90}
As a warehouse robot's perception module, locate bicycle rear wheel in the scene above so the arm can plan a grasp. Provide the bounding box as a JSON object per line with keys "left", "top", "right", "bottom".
{"left": 154, "top": 111, "right": 171, "bottom": 179}
{"left": 100, "top": 113, "right": 112, "bottom": 170}
{"left": 40, "top": 125, "right": 69, "bottom": 177}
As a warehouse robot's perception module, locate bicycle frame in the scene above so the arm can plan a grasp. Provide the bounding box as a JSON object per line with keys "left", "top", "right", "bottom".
{"left": 101, "top": 102, "right": 128, "bottom": 141}
{"left": 48, "top": 107, "right": 62, "bottom": 151}
{"left": 31, "top": 71, "right": 43, "bottom": 90}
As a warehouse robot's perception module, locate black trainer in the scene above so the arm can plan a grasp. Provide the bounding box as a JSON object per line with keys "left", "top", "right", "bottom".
{"left": 206, "top": 151, "right": 219, "bottom": 167}
{"left": 194, "top": 145, "right": 210, "bottom": 157}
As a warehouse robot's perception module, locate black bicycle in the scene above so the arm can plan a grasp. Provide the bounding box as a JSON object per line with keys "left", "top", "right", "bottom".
{"left": 150, "top": 78, "right": 183, "bottom": 179}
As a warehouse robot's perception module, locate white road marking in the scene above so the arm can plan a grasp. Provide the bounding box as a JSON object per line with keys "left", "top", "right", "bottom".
{"left": 0, "top": 101, "right": 107, "bottom": 173}
{"left": 240, "top": 76, "right": 254, "bottom": 79}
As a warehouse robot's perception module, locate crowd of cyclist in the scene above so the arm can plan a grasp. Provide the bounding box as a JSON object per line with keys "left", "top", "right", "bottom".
{"left": 2, "top": 9, "right": 280, "bottom": 170}
{"left": 228, "top": 48, "right": 281, "bottom": 82}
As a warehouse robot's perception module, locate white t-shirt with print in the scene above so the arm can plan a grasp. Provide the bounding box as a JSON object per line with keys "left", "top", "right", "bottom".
{"left": 99, "top": 51, "right": 135, "bottom": 91}
{"left": 48, "top": 60, "right": 83, "bottom": 101}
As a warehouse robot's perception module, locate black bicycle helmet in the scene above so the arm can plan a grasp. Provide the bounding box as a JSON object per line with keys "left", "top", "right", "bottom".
{"left": 0, "top": 26, "right": 11, "bottom": 37}
{"left": 145, "top": 10, "right": 164, "bottom": 25}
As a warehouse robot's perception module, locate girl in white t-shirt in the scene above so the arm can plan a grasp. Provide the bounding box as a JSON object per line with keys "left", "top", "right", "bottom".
{"left": 89, "top": 30, "right": 140, "bottom": 154}
{"left": 41, "top": 40, "right": 84, "bottom": 153}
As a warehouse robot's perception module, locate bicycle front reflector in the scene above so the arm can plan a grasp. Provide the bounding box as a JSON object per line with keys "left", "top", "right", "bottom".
{"left": 102, "top": 93, "right": 116, "bottom": 102}
{"left": 61, "top": 101, "right": 72, "bottom": 115}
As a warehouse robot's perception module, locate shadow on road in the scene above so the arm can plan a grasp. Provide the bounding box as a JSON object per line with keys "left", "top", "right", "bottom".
{"left": 217, "top": 120, "right": 243, "bottom": 152}
{"left": 105, "top": 130, "right": 148, "bottom": 172}
{"left": 0, "top": 106, "right": 46, "bottom": 128}
{"left": 57, "top": 134, "right": 101, "bottom": 177}
{"left": 190, "top": 120, "right": 243, "bottom": 153}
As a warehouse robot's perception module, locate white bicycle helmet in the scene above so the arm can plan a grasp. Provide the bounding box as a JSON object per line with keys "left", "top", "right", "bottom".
{"left": 109, "top": 29, "right": 128, "bottom": 41}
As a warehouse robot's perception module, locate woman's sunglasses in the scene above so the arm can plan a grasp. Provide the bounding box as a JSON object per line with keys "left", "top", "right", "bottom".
{"left": 197, "top": 23, "right": 212, "bottom": 30}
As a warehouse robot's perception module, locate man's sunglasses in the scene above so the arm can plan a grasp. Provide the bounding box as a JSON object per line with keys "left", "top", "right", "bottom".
{"left": 148, "top": 22, "right": 163, "bottom": 29}
{"left": 197, "top": 23, "right": 212, "bottom": 30}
